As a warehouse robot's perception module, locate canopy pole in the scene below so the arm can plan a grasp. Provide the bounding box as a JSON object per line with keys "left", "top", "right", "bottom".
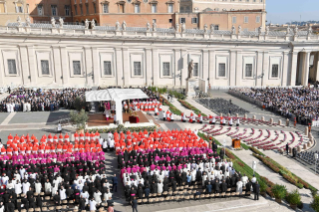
{"left": 116, "top": 99, "right": 123, "bottom": 125}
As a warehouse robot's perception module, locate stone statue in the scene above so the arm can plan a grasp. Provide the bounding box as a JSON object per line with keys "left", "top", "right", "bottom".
{"left": 91, "top": 19, "right": 95, "bottom": 29}
{"left": 85, "top": 19, "right": 89, "bottom": 29}
{"left": 258, "top": 26, "right": 262, "bottom": 36}
{"left": 286, "top": 25, "right": 290, "bottom": 35}
{"left": 115, "top": 21, "right": 120, "bottom": 31}
{"left": 231, "top": 25, "right": 236, "bottom": 35}
{"left": 308, "top": 24, "right": 313, "bottom": 35}
{"left": 294, "top": 26, "right": 298, "bottom": 36}
{"left": 25, "top": 16, "right": 31, "bottom": 27}
{"left": 51, "top": 17, "right": 56, "bottom": 28}
{"left": 210, "top": 24, "right": 214, "bottom": 34}
{"left": 265, "top": 26, "right": 269, "bottom": 35}
{"left": 152, "top": 22, "right": 157, "bottom": 32}
{"left": 181, "top": 23, "right": 186, "bottom": 33}
{"left": 175, "top": 23, "right": 179, "bottom": 33}
{"left": 204, "top": 24, "right": 208, "bottom": 34}
{"left": 59, "top": 17, "right": 64, "bottom": 28}
{"left": 238, "top": 25, "right": 242, "bottom": 34}
{"left": 17, "top": 16, "right": 22, "bottom": 27}
{"left": 122, "top": 21, "right": 127, "bottom": 31}
{"left": 188, "top": 60, "right": 194, "bottom": 79}
{"left": 146, "top": 22, "right": 151, "bottom": 31}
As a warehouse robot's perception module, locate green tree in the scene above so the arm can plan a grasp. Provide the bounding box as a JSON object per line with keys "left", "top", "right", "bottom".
{"left": 70, "top": 109, "right": 88, "bottom": 131}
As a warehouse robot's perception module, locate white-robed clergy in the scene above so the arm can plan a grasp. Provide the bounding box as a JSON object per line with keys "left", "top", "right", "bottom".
{"left": 236, "top": 180, "right": 243, "bottom": 194}
{"left": 103, "top": 191, "right": 112, "bottom": 202}
{"left": 236, "top": 118, "right": 240, "bottom": 126}
{"left": 15, "top": 181, "right": 22, "bottom": 194}
{"left": 89, "top": 199, "right": 97, "bottom": 211}
{"left": 181, "top": 113, "right": 186, "bottom": 122}
{"left": 82, "top": 191, "right": 90, "bottom": 204}
{"left": 35, "top": 181, "right": 42, "bottom": 193}
{"left": 229, "top": 118, "right": 233, "bottom": 126}
{"left": 59, "top": 187, "right": 67, "bottom": 200}
{"left": 1, "top": 174, "right": 9, "bottom": 186}
{"left": 22, "top": 181, "right": 30, "bottom": 195}
{"left": 93, "top": 190, "right": 102, "bottom": 204}
{"left": 45, "top": 181, "right": 52, "bottom": 193}
{"left": 157, "top": 181, "right": 163, "bottom": 194}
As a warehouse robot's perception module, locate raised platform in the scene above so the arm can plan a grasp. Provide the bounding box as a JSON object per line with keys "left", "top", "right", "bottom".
{"left": 87, "top": 111, "right": 149, "bottom": 127}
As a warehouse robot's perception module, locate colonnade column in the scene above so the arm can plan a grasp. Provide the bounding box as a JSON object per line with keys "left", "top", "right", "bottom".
{"left": 255, "top": 51, "right": 263, "bottom": 86}
{"left": 290, "top": 52, "right": 298, "bottom": 86}
{"left": 122, "top": 48, "right": 130, "bottom": 86}
{"left": 84, "top": 47, "right": 93, "bottom": 86}
{"left": 115, "top": 48, "right": 123, "bottom": 87}
{"left": 202, "top": 50, "right": 209, "bottom": 84}
{"left": 52, "top": 46, "right": 62, "bottom": 85}
{"left": 302, "top": 51, "right": 310, "bottom": 86}
{"left": 235, "top": 51, "right": 242, "bottom": 86}
{"left": 208, "top": 50, "right": 215, "bottom": 88}
{"left": 262, "top": 51, "right": 269, "bottom": 86}
{"left": 281, "top": 51, "right": 289, "bottom": 86}
{"left": 60, "top": 47, "right": 69, "bottom": 85}
{"left": 152, "top": 49, "right": 159, "bottom": 86}
{"left": 91, "top": 47, "right": 100, "bottom": 86}
{"left": 181, "top": 49, "right": 187, "bottom": 88}
{"left": 18, "top": 45, "right": 30, "bottom": 86}
{"left": 145, "top": 48, "right": 152, "bottom": 86}
{"left": 174, "top": 49, "right": 180, "bottom": 87}
{"left": 229, "top": 50, "right": 236, "bottom": 86}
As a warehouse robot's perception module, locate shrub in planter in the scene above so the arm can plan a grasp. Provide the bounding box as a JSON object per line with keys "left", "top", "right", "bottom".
{"left": 266, "top": 187, "right": 274, "bottom": 198}
{"left": 70, "top": 109, "right": 88, "bottom": 131}
{"left": 286, "top": 189, "right": 301, "bottom": 210}
{"left": 259, "top": 181, "right": 267, "bottom": 196}
{"left": 271, "top": 184, "right": 287, "bottom": 203}
{"left": 311, "top": 194, "right": 319, "bottom": 212}
{"left": 237, "top": 161, "right": 245, "bottom": 167}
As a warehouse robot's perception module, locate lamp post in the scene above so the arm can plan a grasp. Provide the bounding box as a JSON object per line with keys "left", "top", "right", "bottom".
{"left": 315, "top": 153, "right": 318, "bottom": 175}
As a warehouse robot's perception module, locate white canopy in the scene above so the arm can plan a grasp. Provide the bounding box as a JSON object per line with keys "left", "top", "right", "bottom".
{"left": 85, "top": 89, "right": 149, "bottom": 124}
{"left": 85, "top": 89, "right": 149, "bottom": 102}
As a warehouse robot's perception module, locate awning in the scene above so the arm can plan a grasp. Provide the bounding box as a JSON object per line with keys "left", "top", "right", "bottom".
{"left": 85, "top": 89, "right": 149, "bottom": 102}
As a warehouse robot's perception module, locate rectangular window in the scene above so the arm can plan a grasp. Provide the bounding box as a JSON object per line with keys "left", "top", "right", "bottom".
{"left": 73, "top": 61, "right": 81, "bottom": 75}
{"left": 103, "top": 4, "right": 108, "bottom": 13}
{"left": 256, "top": 16, "right": 260, "bottom": 23}
{"left": 51, "top": 5, "right": 57, "bottom": 16}
{"left": 134, "top": 4, "right": 140, "bottom": 13}
{"left": 163, "top": 62, "right": 170, "bottom": 76}
{"left": 152, "top": 19, "right": 156, "bottom": 23}
{"left": 191, "top": 18, "right": 198, "bottom": 24}
{"left": 245, "top": 64, "right": 252, "bottom": 77}
{"left": 41, "top": 60, "right": 50, "bottom": 75}
{"left": 74, "top": 5, "right": 77, "bottom": 15}
{"left": 134, "top": 62, "right": 142, "bottom": 76}
{"left": 79, "top": 5, "right": 83, "bottom": 15}
{"left": 104, "top": 61, "right": 112, "bottom": 75}
{"left": 119, "top": 4, "right": 124, "bottom": 13}
{"left": 214, "top": 25, "right": 219, "bottom": 30}
{"left": 86, "top": 4, "right": 89, "bottom": 14}
{"left": 151, "top": 4, "right": 157, "bottom": 13}
{"left": 193, "top": 63, "right": 199, "bottom": 76}
{"left": 93, "top": 3, "right": 96, "bottom": 13}
{"left": 271, "top": 64, "right": 279, "bottom": 78}
{"left": 218, "top": 63, "right": 226, "bottom": 77}
{"left": 7, "top": 59, "right": 17, "bottom": 75}
{"left": 244, "top": 16, "right": 249, "bottom": 23}
{"left": 180, "top": 18, "right": 186, "bottom": 23}
{"left": 37, "top": 5, "right": 43, "bottom": 16}
{"left": 232, "top": 16, "right": 237, "bottom": 24}
{"left": 65, "top": 5, "right": 70, "bottom": 16}
{"left": 169, "top": 19, "right": 173, "bottom": 23}
{"left": 168, "top": 4, "right": 173, "bottom": 13}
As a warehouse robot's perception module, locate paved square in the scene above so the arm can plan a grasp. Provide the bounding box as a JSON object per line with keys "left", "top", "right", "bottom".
{"left": 0, "top": 113, "right": 9, "bottom": 124}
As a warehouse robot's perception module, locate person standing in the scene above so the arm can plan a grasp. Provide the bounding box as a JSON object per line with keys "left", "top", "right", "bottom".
{"left": 286, "top": 143, "right": 289, "bottom": 156}
{"left": 112, "top": 174, "right": 118, "bottom": 193}
{"left": 254, "top": 181, "right": 260, "bottom": 200}
{"left": 131, "top": 197, "right": 138, "bottom": 212}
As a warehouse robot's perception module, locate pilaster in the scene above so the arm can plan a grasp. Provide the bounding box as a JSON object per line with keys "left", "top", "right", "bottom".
{"left": 209, "top": 50, "right": 215, "bottom": 88}
{"left": 262, "top": 52, "right": 269, "bottom": 86}
{"left": 281, "top": 51, "right": 289, "bottom": 86}
{"left": 92, "top": 47, "right": 100, "bottom": 85}
{"left": 152, "top": 49, "right": 159, "bottom": 86}
{"left": 229, "top": 50, "right": 236, "bottom": 86}
{"left": 18, "top": 45, "right": 30, "bottom": 85}
{"left": 256, "top": 51, "right": 263, "bottom": 86}
{"left": 145, "top": 48, "right": 152, "bottom": 86}
{"left": 60, "top": 47, "right": 69, "bottom": 85}
{"left": 52, "top": 46, "right": 62, "bottom": 85}
{"left": 290, "top": 52, "right": 298, "bottom": 86}
{"left": 235, "top": 51, "right": 242, "bottom": 86}
{"left": 122, "top": 48, "right": 130, "bottom": 87}
{"left": 115, "top": 48, "right": 123, "bottom": 87}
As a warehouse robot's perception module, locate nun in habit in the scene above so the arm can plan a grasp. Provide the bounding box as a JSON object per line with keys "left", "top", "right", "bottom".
{"left": 59, "top": 186, "right": 67, "bottom": 201}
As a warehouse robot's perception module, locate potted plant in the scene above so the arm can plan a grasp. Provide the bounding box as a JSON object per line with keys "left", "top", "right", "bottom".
{"left": 286, "top": 189, "right": 301, "bottom": 210}
{"left": 271, "top": 184, "right": 287, "bottom": 203}
{"left": 70, "top": 109, "right": 89, "bottom": 133}
{"left": 311, "top": 194, "right": 319, "bottom": 212}
{"left": 259, "top": 181, "right": 267, "bottom": 197}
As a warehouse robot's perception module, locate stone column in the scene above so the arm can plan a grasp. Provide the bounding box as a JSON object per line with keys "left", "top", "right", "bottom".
{"left": 115, "top": 48, "right": 123, "bottom": 87}
{"left": 122, "top": 48, "right": 130, "bottom": 86}
{"left": 290, "top": 52, "right": 298, "bottom": 86}
{"left": 270, "top": 118, "right": 273, "bottom": 124}
{"left": 52, "top": 46, "right": 63, "bottom": 85}
{"left": 235, "top": 51, "right": 242, "bottom": 86}
{"left": 305, "top": 126, "right": 309, "bottom": 136}
{"left": 302, "top": 52, "right": 311, "bottom": 86}
{"left": 26, "top": 46, "right": 37, "bottom": 85}
{"left": 18, "top": 45, "right": 31, "bottom": 86}
{"left": 286, "top": 119, "right": 289, "bottom": 127}
{"left": 229, "top": 50, "right": 236, "bottom": 86}
{"left": 181, "top": 49, "right": 187, "bottom": 88}
{"left": 256, "top": 51, "right": 263, "bottom": 86}
{"left": 152, "top": 49, "right": 159, "bottom": 86}
{"left": 278, "top": 119, "right": 281, "bottom": 125}
{"left": 84, "top": 47, "right": 93, "bottom": 86}
{"left": 262, "top": 52, "right": 269, "bottom": 87}
{"left": 0, "top": 49, "right": 4, "bottom": 86}
{"left": 281, "top": 51, "right": 289, "bottom": 86}
{"left": 202, "top": 50, "right": 209, "bottom": 86}
{"left": 91, "top": 47, "right": 100, "bottom": 86}
{"left": 174, "top": 49, "right": 180, "bottom": 87}
{"left": 60, "top": 47, "right": 69, "bottom": 85}
{"left": 146, "top": 48, "right": 152, "bottom": 86}
{"left": 209, "top": 50, "right": 215, "bottom": 88}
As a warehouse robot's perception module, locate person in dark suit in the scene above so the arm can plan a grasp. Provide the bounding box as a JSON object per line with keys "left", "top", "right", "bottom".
{"left": 206, "top": 182, "right": 212, "bottom": 194}
{"left": 132, "top": 197, "right": 138, "bottom": 212}
{"left": 36, "top": 196, "right": 43, "bottom": 212}
{"left": 111, "top": 174, "right": 118, "bottom": 193}
{"left": 7, "top": 200, "right": 14, "bottom": 212}
{"left": 254, "top": 181, "right": 260, "bottom": 200}
{"left": 107, "top": 197, "right": 114, "bottom": 207}
{"left": 79, "top": 196, "right": 86, "bottom": 211}
{"left": 144, "top": 186, "right": 150, "bottom": 198}
{"left": 286, "top": 143, "right": 289, "bottom": 155}
{"left": 245, "top": 180, "right": 252, "bottom": 196}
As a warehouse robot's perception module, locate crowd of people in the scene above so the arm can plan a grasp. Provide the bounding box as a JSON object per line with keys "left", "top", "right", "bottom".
{"left": 0, "top": 87, "right": 89, "bottom": 112}
{"left": 232, "top": 87, "right": 319, "bottom": 125}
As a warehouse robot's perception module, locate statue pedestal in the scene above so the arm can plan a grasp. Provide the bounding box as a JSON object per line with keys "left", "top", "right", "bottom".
{"left": 186, "top": 78, "right": 198, "bottom": 97}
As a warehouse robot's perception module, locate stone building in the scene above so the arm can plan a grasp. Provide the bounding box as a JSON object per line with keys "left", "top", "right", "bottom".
{"left": 0, "top": 20, "right": 317, "bottom": 89}
{"left": 0, "top": 0, "right": 29, "bottom": 26}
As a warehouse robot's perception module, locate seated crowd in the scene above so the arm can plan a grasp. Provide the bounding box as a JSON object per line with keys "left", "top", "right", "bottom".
{"left": 0, "top": 87, "right": 89, "bottom": 113}
{"left": 115, "top": 130, "right": 254, "bottom": 204}
{"left": 232, "top": 87, "right": 319, "bottom": 125}
{"left": 0, "top": 132, "right": 116, "bottom": 212}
